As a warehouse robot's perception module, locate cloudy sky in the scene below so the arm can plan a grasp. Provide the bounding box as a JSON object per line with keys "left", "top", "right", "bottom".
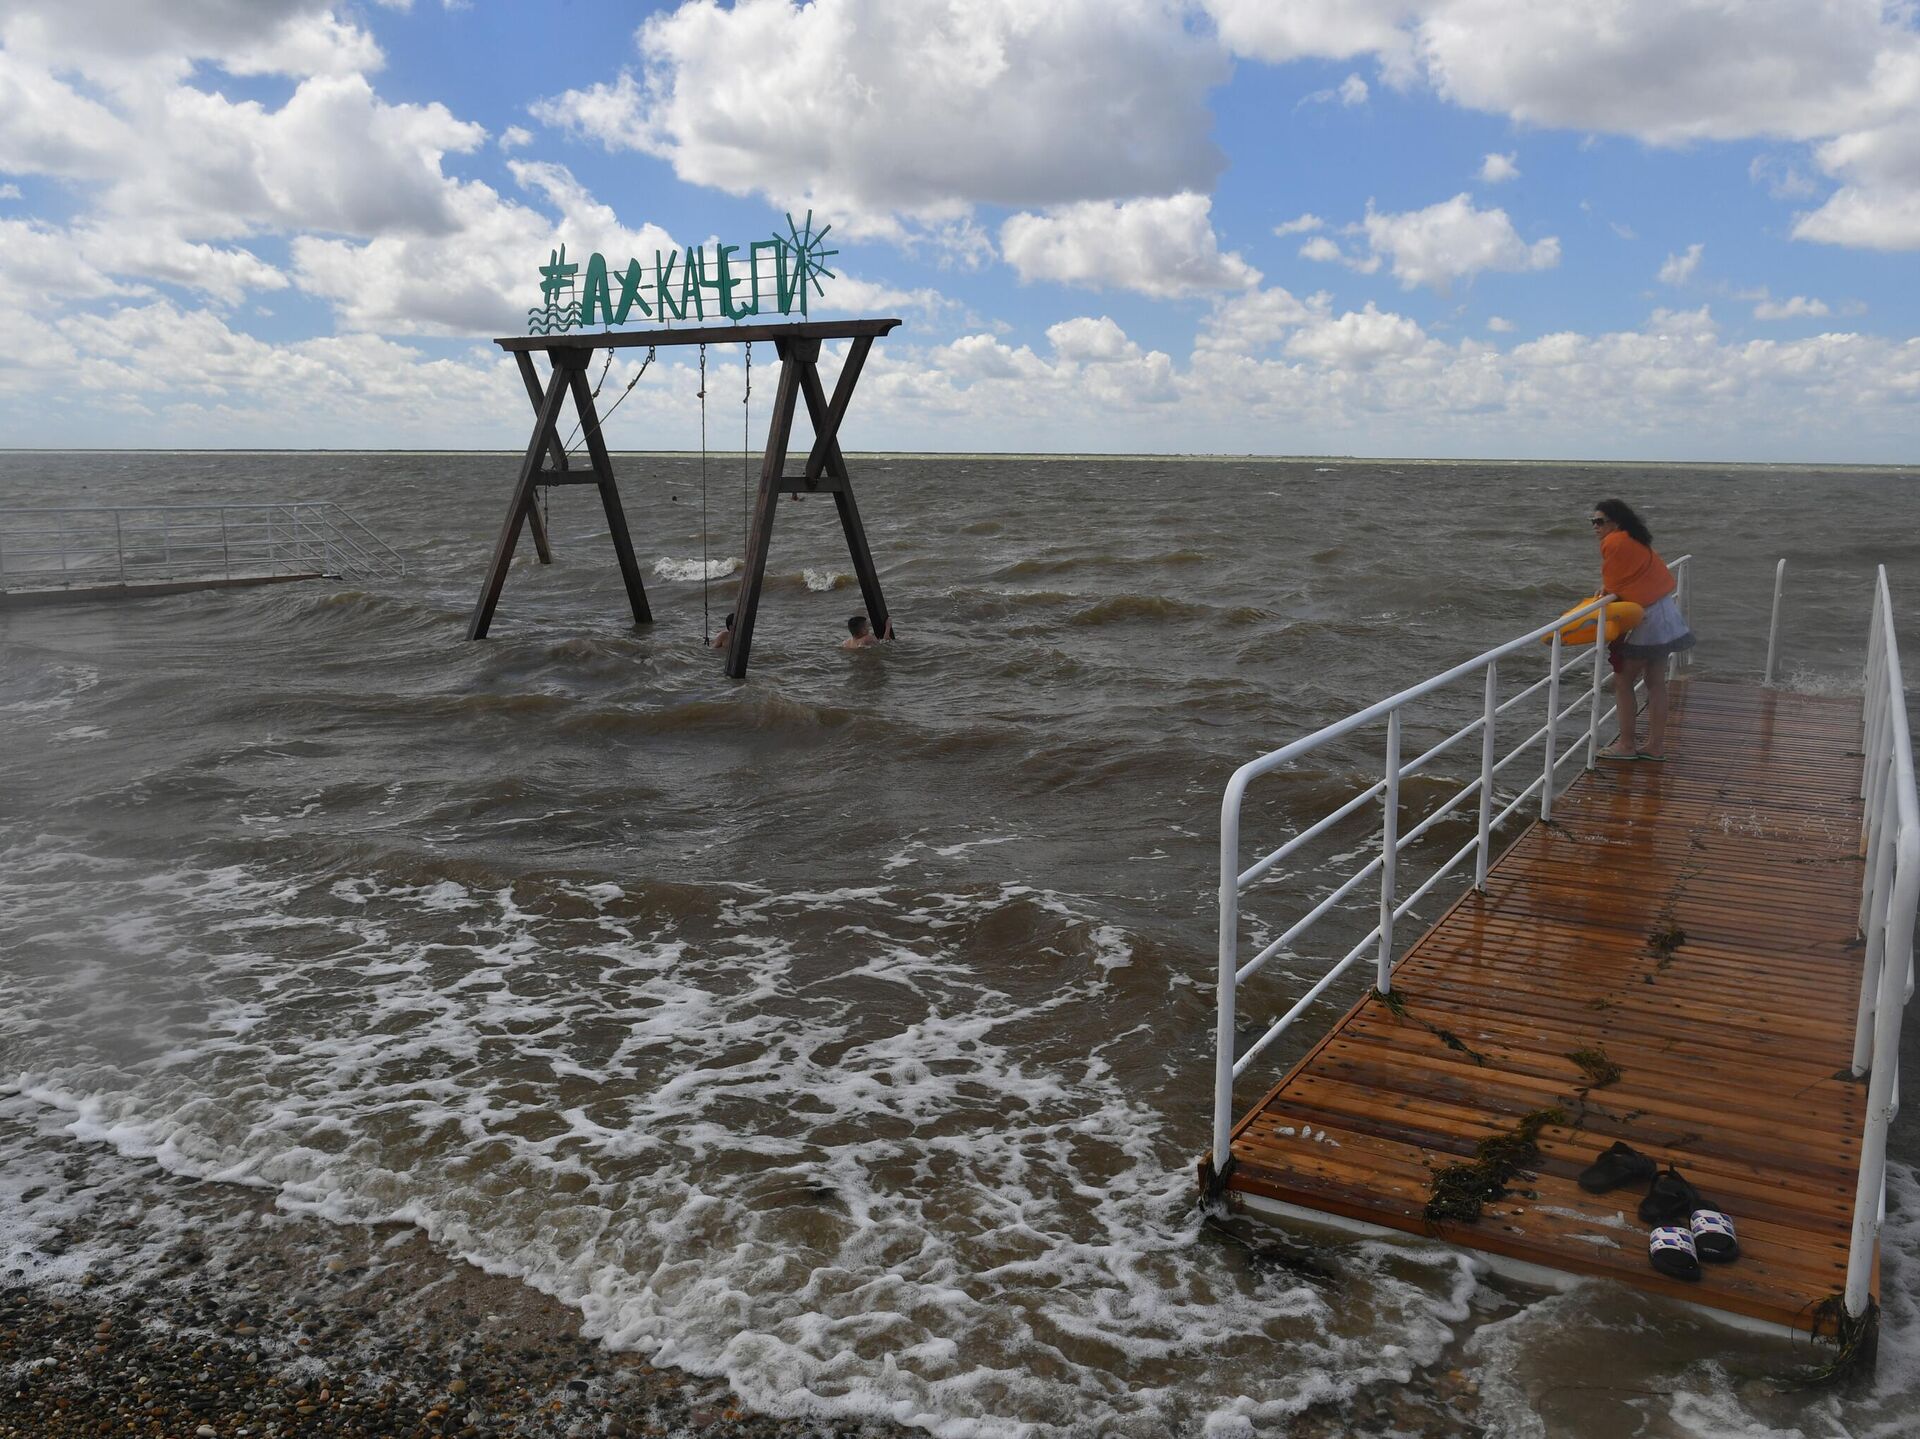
{"left": 3, "top": 0, "right": 1920, "bottom": 460}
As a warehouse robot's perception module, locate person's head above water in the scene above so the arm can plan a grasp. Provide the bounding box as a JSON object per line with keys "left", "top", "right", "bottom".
{"left": 1591, "top": 498, "right": 1652, "bottom": 546}
{"left": 723, "top": 612, "right": 735, "bottom": 630}
{"left": 847, "top": 614, "right": 870, "bottom": 637}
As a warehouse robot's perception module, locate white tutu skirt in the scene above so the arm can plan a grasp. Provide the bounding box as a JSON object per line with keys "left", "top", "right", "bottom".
{"left": 1618, "top": 593, "right": 1696, "bottom": 659}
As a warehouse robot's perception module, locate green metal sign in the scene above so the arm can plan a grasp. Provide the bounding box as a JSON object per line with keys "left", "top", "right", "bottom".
{"left": 529, "top": 211, "right": 836, "bottom": 335}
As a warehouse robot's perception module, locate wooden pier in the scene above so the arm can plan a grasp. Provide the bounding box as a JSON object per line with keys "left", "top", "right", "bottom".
{"left": 1218, "top": 678, "right": 1873, "bottom": 1334}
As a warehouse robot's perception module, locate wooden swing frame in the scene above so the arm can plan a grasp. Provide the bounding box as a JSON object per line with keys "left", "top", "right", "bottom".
{"left": 472, "top": 317, "right": 900, "bottom": 678}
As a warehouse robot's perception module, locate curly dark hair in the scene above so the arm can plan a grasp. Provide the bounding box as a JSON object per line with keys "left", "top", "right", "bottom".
{"left": 1593, "top": 498, "right": 1652, "bottom": 546}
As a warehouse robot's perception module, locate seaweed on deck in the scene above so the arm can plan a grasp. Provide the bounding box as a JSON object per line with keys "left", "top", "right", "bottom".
{"left": 1567, "top": 1047, "right": 1623, "bottom": 1089}
{"left": 1423, "top": 1106, "right": 1568, "bottom": 1227}
{"left": 1370, "top": 987, "right": 1489, "bottom": 1067}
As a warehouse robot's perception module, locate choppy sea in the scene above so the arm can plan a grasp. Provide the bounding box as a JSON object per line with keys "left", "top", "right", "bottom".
{"left": 2, "top": 451, "right": 1918, "bottom": 1437}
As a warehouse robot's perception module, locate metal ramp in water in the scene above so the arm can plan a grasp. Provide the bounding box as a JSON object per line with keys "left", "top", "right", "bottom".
{"left": 0, "top": 502, "right": 405, "bottom": 602}
{"left": 1204, "top": 568, "right": 1915, "bottom": 1344}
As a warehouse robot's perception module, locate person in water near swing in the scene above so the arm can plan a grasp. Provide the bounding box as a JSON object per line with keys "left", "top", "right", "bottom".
{"left": 841, "top": 613, "right": 893, "bottom": 650}
{"left": 711, "top": 612, "right": 734, "bottom": 650}
{"left": 1591, "top": 498, "right": 1695, "bottom": 761}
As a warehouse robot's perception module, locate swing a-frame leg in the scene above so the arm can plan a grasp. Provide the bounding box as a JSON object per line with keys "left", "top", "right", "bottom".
{"left": 725, "top": 335, "right": 888, "bottom": 679}
{"left": 468, "top": 350, "right": 651, "bottom": 640}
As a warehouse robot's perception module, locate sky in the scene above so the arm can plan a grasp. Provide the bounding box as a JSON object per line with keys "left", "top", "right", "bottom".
{"left": 3, "top": 0, "right": 1920, "bottom": 461}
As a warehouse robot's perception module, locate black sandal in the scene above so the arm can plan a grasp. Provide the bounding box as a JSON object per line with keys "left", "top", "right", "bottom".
{"left": 1639, "top": 1165, "right": 1710, "bottom": 1226}
{"left": 1578, "top": 1141, "right": 1656, "bottom": 1194}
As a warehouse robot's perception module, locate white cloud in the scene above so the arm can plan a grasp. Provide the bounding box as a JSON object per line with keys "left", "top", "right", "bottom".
{"left": 293, "top": 162, "right": 678, "bottom": 336}
{"left": 1285, "top": 301, "right": 1434, "bottom": 366}
{"left": 1414, "top": 0, "right": 1917, "bottom": 146}
{"left": 1750, "top": 153, "right": 1819, "bottom": 200}
{"left": 1754, "top": 295, "right": 1832, "bottom": 320}
{"left": 10, "top": 289, "right": 1920, "bottom": 461}
{"left": 1303, "top": 72, "right": 1371, "bottom": 106}
{"left": 1657, "top": 242, "right": 1704, "bottom": 284}
{"left": 0, "top": 184, "right": 20, "bottom": 201}
{"left": 1795, "top": 120, "right": 1920, "bottom": 249}
{"left": 0, "top": 1, "right": 384, "bottom": 83}
{"left": 1203, "top": 1, "right": 1920, "bottom": 255}
{"left": 1487, "top": 314, "right": 1514, "bottom": 332}
{"left": 0, "top": 54, "right": 485, "bottom": 245}
{"left": 1196, "top": 286, "right": 1321, "bottom": 353}
{"left": 1298, "top": 234, "right": 1380, "bottom": 273}
{"left": 0, "top": 218, "right": 135, "bottom": 312}
{"left": 534, "top": 0, "right": 1227, "bottom": 232}
{"left": 499, "top": 125, "right": 533, "bottom": 151}
{"left": 1479, "top": 151, "right": 1519, "bottom": 184}
{"left": 1201, "top": 0, "right": 1417, "bottom": 78}
{"left": 74, "top": 227, "right": 288, "bottom": 307}
{"left": 1274, "top": 213, "right": 1325, "bottom": 236}
{"left": 1361, "top": 193, "right": 1558, "bottom": 290}
{"left": 1000, "top": 193, "right": 1260, "bottom": 297}
{"left": 1047, "top": 316, "right": 1144, "bottom": 363}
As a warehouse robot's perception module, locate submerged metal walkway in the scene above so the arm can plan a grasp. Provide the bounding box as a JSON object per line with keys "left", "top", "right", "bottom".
{"left": 0, "top": 502, "right": 405, "bottom": 600}
{"left": 1219, "top": 679, "right": 1872, "bottom": 1332}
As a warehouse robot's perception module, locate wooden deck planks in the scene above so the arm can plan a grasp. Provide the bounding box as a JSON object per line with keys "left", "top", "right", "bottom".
{"left": 1223, "top": 678, "right": 1872, "bottom": 1333}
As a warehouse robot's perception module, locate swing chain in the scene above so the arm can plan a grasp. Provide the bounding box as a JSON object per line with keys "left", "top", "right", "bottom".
{"left": 560, "top": 349, "right": 615, "bottom": 455}
{"left": 699, "top": 342, "right": 709, "bottom": 640}
{"left": 742, "top": 341, "right": 752, "bottom": 555}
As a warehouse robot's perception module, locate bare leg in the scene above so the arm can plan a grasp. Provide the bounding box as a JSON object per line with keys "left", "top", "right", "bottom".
{"left": 1612, "top": 660, "right": 1642, "bottom": 751}
{"left": 1642, "top": 660, "right": 1670, "bottom": 755}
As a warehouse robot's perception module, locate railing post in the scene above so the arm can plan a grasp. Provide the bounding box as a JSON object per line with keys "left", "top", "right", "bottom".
{"left": 1670, "top": 558, "right": 1689, "bottom": 678}
{"left": 1846, "top": 826, "right": 1917, "bottom": 1315}
{"left": 161, "top": 510, "right": 172, "bottom": 575}
{"left": 1765, "top": 558, "right": 1786, "bottom": 686}
{"left": 1852, "top": 795, "right": 1895, "bottom": 1075}
{"left": 113, "top": 510, "right": 126, "bottom": 583}
{"left": 1589, "top": 601, "right": 1606, "bottom": 769}
{"left": 57, "top": 509, "right": 69, "bottom": 577}
{"left": 1476, "top": 661, "right": 1498, "bottom": 890}
{"left": 1542, "top": 631, "right": 1563, "bottom": 821}
{"left": 1213, "top": 777, "right": 1246, "bottom": 1184}
{"left": 1377, "top": 710, "right": 1401, "bottom": 991}
{"left": 221, "top": 509, "right": 231, "bottom": 578}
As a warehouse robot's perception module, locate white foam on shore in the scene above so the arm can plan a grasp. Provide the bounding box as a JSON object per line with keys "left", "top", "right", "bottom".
{"left": 0, "top": 846, "right": 1490, "bottom": 1437}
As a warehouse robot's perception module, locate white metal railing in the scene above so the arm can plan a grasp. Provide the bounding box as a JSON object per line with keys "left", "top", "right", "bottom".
{"left": 1765, "top": 558, "right": 1787, "bottom": 685}
{"left": 1844, "top": 566, "right": 1918, "bottom": 1318}
{"left": 1210, "top": 558, "right": 1695, "bottom": 1176}
{"left": 0, "top": 502, "right": 405, "bottom": 593}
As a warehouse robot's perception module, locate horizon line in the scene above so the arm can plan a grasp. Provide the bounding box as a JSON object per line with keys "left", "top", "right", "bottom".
{"left": 0, "top": 448, "right": 1915, "bottom": 471}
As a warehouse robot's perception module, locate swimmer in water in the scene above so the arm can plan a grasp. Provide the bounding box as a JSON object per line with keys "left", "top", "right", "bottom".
{"left": 711, "top": 612, "right": 734, "bottom": 650}
{"left": 841, "top": 613, "right": 893, "bottom": 650}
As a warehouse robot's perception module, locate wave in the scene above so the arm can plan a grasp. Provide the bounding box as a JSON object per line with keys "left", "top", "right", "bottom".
{"left": 286, "top": 587, "right": 455, "bottom": 635}
{"left": 1069, "top": 595, "right": 1273, "bottom": 627}
{"left": 556, "top": 690, "right": 872, "bottom": 739}
{"left": 993, "top": 549, "right": 1209, "bottom": 580}
{"left": 653, "top": 555, "right": 741, "bottom": 582}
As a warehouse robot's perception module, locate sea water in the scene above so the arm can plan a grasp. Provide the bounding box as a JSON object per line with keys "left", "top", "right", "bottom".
{"left": 1, "top": 452, "right": 1917, "bottom": 1436}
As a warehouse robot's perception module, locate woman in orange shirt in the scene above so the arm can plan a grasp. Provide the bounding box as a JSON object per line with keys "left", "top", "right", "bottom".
{"left": 1592, "top": 498, "right": 1695, "bottom": 760}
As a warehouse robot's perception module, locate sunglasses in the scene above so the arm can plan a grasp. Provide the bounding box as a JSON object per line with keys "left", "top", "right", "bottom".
{"left": 1590, "top": 517, "right": 1608, "bottom": 527}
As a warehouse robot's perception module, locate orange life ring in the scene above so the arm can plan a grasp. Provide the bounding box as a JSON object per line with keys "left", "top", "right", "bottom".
{"left": 1545, "top": 597, "right": 1644, "bottom": 646}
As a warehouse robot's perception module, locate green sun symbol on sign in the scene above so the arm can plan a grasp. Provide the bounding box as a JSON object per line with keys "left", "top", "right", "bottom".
{"left": 785, "top": 210, "right": 837, "bottom": 309}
